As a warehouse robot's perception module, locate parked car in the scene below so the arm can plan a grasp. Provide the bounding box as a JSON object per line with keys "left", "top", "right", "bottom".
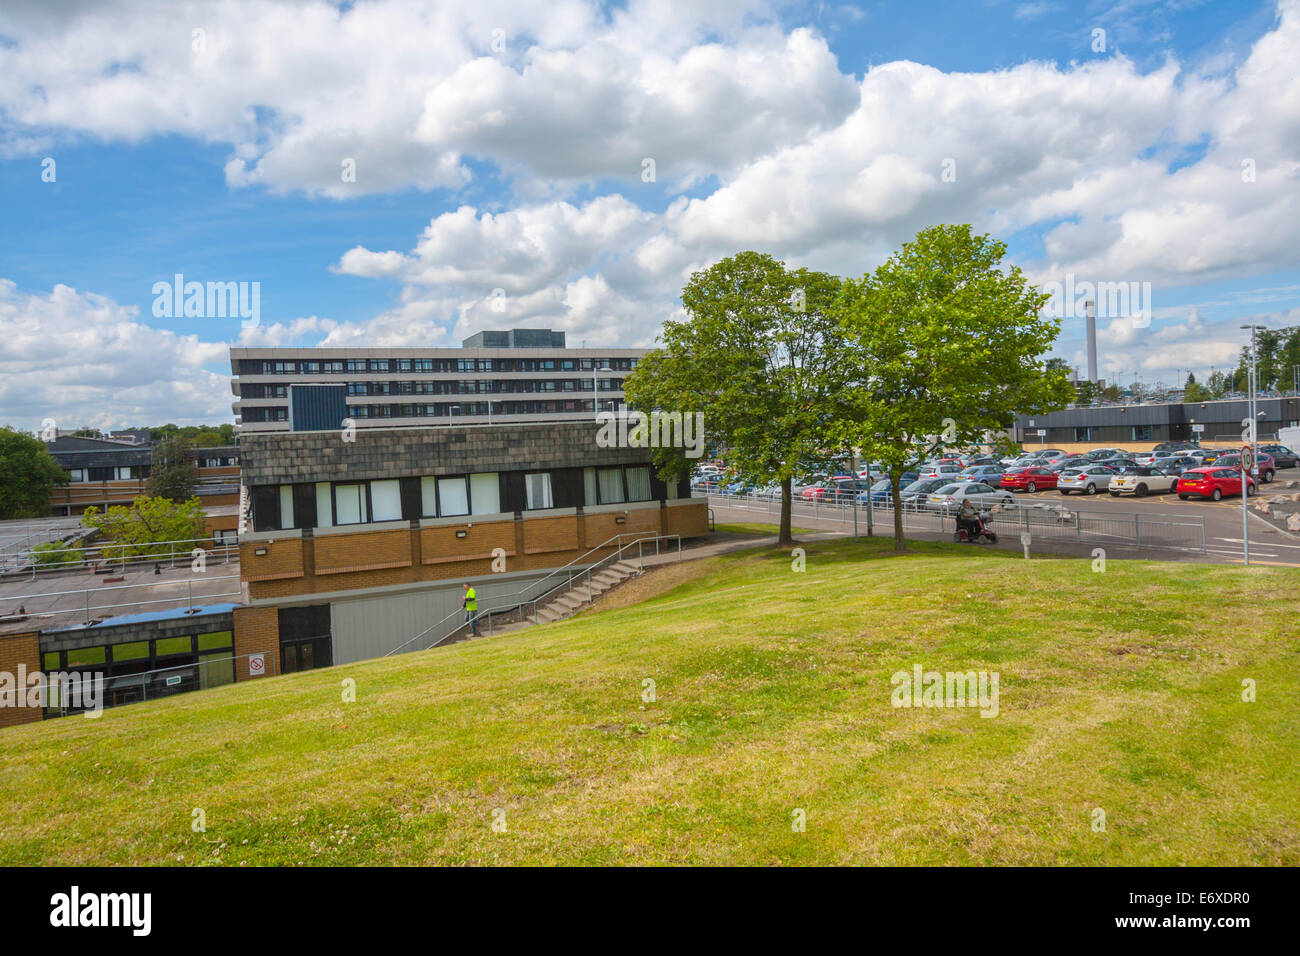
{"left": 1108, "top": 465, "right": 1180, "bottom": 497}
{"left": 1084, "top": 447, "right": 1131, "bottom": 461}
{"left": 926, "top": 481, "right": 1014, "bottom": 511}
{"left": 1259, "top": 444, "right": 1299, "bottom": 468}
{"left": 1057, "top": 465, "right": 1117, "bottom": 495}
{"left": 962, "top": 455, "right": 1002, "bottom": 468}
{"left": 1153, "top": 441, "right": 1200, "bottom": 453}
{"left": 1177, "top": 467, "right": 1256, "bottom": 501}
{"left": 919, "top": 463, "right": 965, "bottom": 480}
{"left": 1000, "top": 466, "right": 1059, "bottom": 492}
{"left": 1134, "top": 449, "right": 1183, "bottom": 466}
{"left": 956, "top": 465, "right": 1005, "bottom": 483}
{"left": 1095, "top": 457, "right": 1139, "bottom": 472}
{"left": 899, "top": 477, "right": 950, "bottom": 508}
{"left": 1045, "top": 455, "right": 1091, "bottom": 473}
{"left": 1210, "top": 452, "right": 1276, "bottom": 483}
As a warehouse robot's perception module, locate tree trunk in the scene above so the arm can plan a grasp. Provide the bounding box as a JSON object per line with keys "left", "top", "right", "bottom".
{"left": 891, "top": 470, "right": 906, "bottom": 552}
{"left": 779, "top": 474, "right": 793, "bottom": 546}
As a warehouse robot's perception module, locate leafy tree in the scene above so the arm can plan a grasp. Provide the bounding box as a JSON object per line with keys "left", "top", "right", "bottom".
{"left": 145, "top": 433, "right": 198, "bottom": 502}
{"left": 1183, "top": 373, "right": 1212, "bottom": 403}
{"left": 0, "top": 426, "right": 68, "bottom": 520}
{"left": 624, "top": 251, "right": 845, "bottom": 546}
{"left": 830, "top": 224, "right": 1074, "bottom": 551}
{"left": 82, "top": 496, "right": 206, "bottom": 560}
{"left": 1206, "top": 370, "right": 1231, "bottom": 398}
{"left": 191, "top": 429, "right": 224, "bottom": 447}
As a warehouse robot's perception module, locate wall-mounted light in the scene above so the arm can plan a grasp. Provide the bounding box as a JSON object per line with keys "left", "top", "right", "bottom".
{"left": 254, "top": 547, "right": 268, "bottom": 556}
{"left": 455, "top": 529, "right": 468, "bottom": 539}
{"left": 614, "top": 515, "right": 627, "bottom": 525}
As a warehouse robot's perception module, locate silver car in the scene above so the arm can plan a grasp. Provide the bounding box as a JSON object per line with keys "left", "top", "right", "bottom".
{"left": 926, "top": 481, "right": 1015, "bottom": 511}
{"left": 1057, "top": 465, "right": 1116, "bottom": 495}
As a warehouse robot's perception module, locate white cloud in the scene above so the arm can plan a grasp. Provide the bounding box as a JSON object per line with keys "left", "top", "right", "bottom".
{"left": 0, "top": 280, "right": 232, "bottom": 430}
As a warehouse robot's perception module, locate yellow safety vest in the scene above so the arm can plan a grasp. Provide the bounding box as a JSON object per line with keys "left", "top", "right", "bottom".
{"left": 465, "top": 587, "right": 477, "bottom": 611}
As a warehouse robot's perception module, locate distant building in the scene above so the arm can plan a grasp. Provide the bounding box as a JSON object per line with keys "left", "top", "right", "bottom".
{"left": 229, "top": 328, "right": 649, "bottom": 432}
{"left": 1015, "top": 395, "right": 1300, "bottom": 447}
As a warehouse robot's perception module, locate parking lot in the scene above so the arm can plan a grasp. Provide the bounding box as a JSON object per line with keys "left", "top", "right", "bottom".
{"left": 705, "top": 473, "right": 1300, "bottom": 566}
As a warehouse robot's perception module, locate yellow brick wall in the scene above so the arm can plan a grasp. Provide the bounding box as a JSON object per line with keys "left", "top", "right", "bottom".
{"left": 232, "top": 605, "right": 280, "bottom": 680}
{"left": 0, "top": 631, "right": 43, "bottom": 728}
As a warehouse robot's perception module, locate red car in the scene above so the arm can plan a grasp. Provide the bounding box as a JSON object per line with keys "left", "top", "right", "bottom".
{"left": 1177, "top": 466, "right": 1256, "bottom": 501}
{"left": 1000, "top": 466, "right": 1059, "bottom": 492}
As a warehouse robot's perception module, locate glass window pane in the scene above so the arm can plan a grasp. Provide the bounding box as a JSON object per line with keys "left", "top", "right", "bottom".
{"left": 112, "top": 641, "right": 149, "bottom": 661}
{"left": 315, "top": 482, "right": 333, "bottom": 527}
{"left": 470, "top": 473, "right": 500, "bottom": 514}
{"left": 197, "top": 631, "right": 233, "bottom": 651}
{"left": 421, "top": 477, "right": 438, "bottom": 517}
{"left": 584, "top": 467, "right": 597, "bottom": 506}
{"left": 155, "top": 636, "right": 193, "bottom": 657}
{"left": 279, "top": 485, "right": 295, "bottom": 529}
{"left": 438, "top": 477, "right": 469, "bottom": 516}
{"left": 336, "top": 483, "right": 364, "bottom": 524}
{"left": 43, "top": 652, "right": 61, "bottom": 670}
{"left": 526, "top": 473, "right": 554, "bottom": 510}
{"left": 626, "top": 467, "right": 652, "bottom": 501}
{"left": 370, "top": 479, "right": 402, "bottom": 522}
{"left": 66, "top": 646, "right": 106, "bottom": 666}
{"left": 597, "top": 468, "right": 625, "bottom": 504}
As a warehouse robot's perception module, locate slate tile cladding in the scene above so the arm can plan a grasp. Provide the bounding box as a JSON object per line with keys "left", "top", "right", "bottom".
{"left": 238, "top": 420, "right": 652, "bottom": 488}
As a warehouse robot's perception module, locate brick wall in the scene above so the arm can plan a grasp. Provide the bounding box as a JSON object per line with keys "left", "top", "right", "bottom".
{"left": 232, "top": 606, "right": 280, "bottom": 680}
{"left": 0, "top": 631, "right": 42, "bottom": 728}
{"left": 239, "top": 501, "right": 710, "bottom": 600}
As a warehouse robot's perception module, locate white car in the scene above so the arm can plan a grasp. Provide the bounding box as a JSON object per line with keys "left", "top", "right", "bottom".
{"left": 1133, "top": 450, "right": 1179, "bottom": 466}
{"left": 926, "top": 481, "right": 1014, "bottom": 511}
{"left": 1057, "top": 466, "right": 1116, "bottom": 495}
{"left": 919, "top": 463, "right": 965, "bottom": 480}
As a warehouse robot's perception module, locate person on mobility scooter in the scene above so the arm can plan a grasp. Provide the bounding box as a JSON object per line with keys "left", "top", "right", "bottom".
{"left": 953, "top": 498, "right": 997, "bottom": 543}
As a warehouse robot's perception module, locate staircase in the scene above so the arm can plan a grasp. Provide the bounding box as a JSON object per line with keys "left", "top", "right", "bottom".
{"left": 532, "top": 561, "right": 641, "bottom": 624}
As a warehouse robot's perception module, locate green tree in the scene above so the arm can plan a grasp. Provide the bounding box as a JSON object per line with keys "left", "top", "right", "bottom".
{"left": 624, "top": 251, "right": 845, "bottom": 546}
{"left": 32, "top": 541, "right": 84, "bottom": 567}
{"left": 1183, "top": 373, "right": 1212, "bottom": 403}
{"left": 146, "top": 433, "right": 198, "bottom": 502}
{"left": 0, "top": 426, "right": 68, "bottom": 519}
{"left": 82, "top": 496, "right": 206, "bottom": 560}
{"left": 1206, "top": 370, "right": 1230, "bottom": 398}
{"left": 830, "top": 224, "right": 1074, "bottom": 551}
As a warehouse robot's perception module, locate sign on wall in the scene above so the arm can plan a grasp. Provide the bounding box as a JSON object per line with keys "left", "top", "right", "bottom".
{"left": 248, "top": 653, "right": 266, "bottom": 677}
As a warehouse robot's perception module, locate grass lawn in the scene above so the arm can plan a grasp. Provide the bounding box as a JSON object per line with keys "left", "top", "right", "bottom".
{"left": 1, "top": 538, "right": 1297, "bottom": 865}
{"left": 712, "top": 521, "right": 817, "bottom": 536}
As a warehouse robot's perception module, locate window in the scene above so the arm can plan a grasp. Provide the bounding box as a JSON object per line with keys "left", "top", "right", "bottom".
{"left": 597, "top": 468, "right": 625, "bottom": 504}
{"left": 279, "top": 485, "right": 295, "bottom": 530}
{"left": 1132, "top": 425, "right": 1153, "bottom": 441}
{"left": 414, "top": 359, "right": 433, "bottom": 372}
{"left": 370, "top": 479, "right": 402, "bottom": 522}
{"left": 525, "top": 472, "right": 554, "bottom": 510}
{"left": 111, "top": 641, "right": 149, "bottom": 662}
{"left": 626, "top": 466, "right": 652, "bottom": 502}
{"left": 155, "top": 636, "right": 193, "bottom": 657}
{"left": 397, "top": 359, "right": 412, "bottom": 372}
{"left": 438, "top": 477, "right": 469, "bottom": 516}
{"left": 470, "top": 473, "right": 500, "bottom": 514}
{"left": 584, "top": 467, "right": 598, "bottom": 505}
{"left": 1074, "top": 427, "right": 1092, "bottom": 441}
{"left": 420, "top": 477, "right": 438, "bottom": 517}
{"left": 345, "top": 359, "right": 367, "bottom": 373}
{"left": 197, "top": 631, "right": 233, "bottom": 651}
{"left": 368, "top": 359, "right": 390, "bottom": 372}
{"left": 335, "top": 483, "right": 366, "bottom": 525}
{"left": 315, "top": 483, "right": 333, "bottom": 527}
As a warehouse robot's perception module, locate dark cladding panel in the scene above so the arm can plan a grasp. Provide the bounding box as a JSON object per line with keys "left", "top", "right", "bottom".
{"left": 289, "top": 384, "right": 348, "bottom": 432}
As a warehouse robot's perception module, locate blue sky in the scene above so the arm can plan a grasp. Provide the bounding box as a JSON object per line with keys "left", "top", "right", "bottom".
{"left": 1, "top": 0, "right": 1298, "bottom": 427}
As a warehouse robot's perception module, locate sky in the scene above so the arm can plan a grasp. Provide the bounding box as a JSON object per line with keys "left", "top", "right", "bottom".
{"left": 1, "top": 0, "right": 1298, "bottom": 430}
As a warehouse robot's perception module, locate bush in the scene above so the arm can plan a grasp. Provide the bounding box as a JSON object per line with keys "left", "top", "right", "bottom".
{"left": 32, "top": 541, "right": 83, "bottom": 568}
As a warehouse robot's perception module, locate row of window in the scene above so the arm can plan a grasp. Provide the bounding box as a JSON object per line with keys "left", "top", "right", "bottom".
{"left": 254, "top": 465, "right": 663, "bottom": 531}
{"left": 346, "top": 400, "right": 606, "bottom": 419}
{"left": 64, "top": 465, "right": 150, "bottom": 482}
{"left": 343, "top": 378, "right": 624, "bottom": 396}
{"left": 241, "top": 357, "right": 639, "bottom": 376}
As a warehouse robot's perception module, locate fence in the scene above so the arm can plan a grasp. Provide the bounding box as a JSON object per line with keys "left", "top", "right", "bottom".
{"left": 2, "top": 534, "right": 238, "bottom": 580}
{"left": 39, "top": 652, "right": 276, "bottom": 719}
{"left": 705, "top": 489, "right": 1207, "bottom": 553}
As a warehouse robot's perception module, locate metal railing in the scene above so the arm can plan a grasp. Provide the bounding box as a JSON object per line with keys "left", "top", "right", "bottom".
{"left": 706, "top": 489, "right": 1208, "bottom": 553}
{"left": 384, "top": 531, "right": 683, "bottom": 657}
{"left": 2, "top": 534, "right": 238, "bottom": 580}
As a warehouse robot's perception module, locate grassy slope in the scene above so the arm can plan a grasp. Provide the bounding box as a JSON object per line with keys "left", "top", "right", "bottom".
{"left": 1, "top": 538, "right": 1297, "bottom": 866}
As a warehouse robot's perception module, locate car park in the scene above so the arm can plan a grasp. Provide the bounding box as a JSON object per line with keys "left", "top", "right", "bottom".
{"left": 1259, "top": 444, "right": 1298, "bottom": 469}
{"left": 1045, "top": 455, "right": 1091, "bottom": 473}
{"left": 1084, "top": 447, "right": 1130, "bottom": 461}
{"left": 1095, "top": 457, "right": 1139, "bottom": 472}
{"left": 1153, "top": 441, "right": 1200, "bottom": 453}
{"left": 1177, "top": 467, "right": 1256, "bottom": 501}
{"left": 898, "top": 478, "right": 950, "bottom": 509}
{"left": 1000, "top": 466, "right": 1059, "bottom": 492}
{"left": 926, "top": 481, "right": 1014, "bottom": 511}
{"left": 1057, "top": 465, "right": 1116, "bottom": 495}
{"left": 1134, "top": 449, "right": 1183, "bottom": 466}
{"left": 1108, "top": 465, "right": 1180, "bottom": 497}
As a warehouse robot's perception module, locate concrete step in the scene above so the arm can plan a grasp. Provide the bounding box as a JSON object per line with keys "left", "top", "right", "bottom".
{"left": 613, "top": 561, "right": 640, "bottom": 576}
{"left": 554, "top": 594, "right": 585, "bottom": 611}
{"left": 535, "top": 607, "right": 561, "bottom": 623}
{"left": 593, "top": 570, "right": 623, "bottom": 586}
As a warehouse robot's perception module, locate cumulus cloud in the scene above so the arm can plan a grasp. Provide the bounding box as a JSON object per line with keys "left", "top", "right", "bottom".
{"left": 0, "top": 280, "right": 232, "bottom": 430}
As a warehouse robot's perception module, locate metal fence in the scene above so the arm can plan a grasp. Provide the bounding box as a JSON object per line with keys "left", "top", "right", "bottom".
{"left": 705, "top": 489, "right": 1207, "bottom": 553}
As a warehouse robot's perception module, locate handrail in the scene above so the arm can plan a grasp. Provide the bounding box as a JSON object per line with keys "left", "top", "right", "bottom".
{"left": 383, "top": 530, "right": 681, "bottom": 657}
